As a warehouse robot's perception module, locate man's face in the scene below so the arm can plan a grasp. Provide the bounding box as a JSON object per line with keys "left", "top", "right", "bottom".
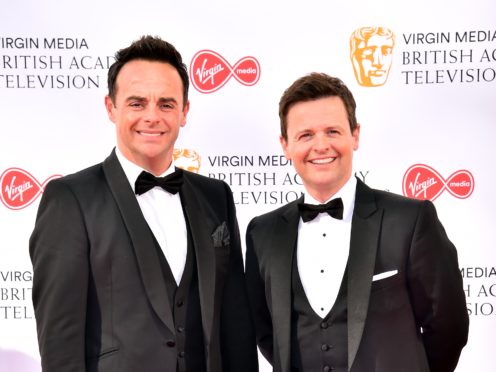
{"left": 105, "top": 60, "right": 189, "bottom": 174}
{"left": 281, "top": 96, "right": 360, "bottom": 202}
{"left": 353, "top": 35, "right": 394, "bottom": 86}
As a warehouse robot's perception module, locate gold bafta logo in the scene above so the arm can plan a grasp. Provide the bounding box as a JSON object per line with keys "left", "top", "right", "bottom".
{"left": 350, "top": 27, "right": 395, "bottom": 87}
{"left": 173, "top": 148, "right": 201, "bottom": 173}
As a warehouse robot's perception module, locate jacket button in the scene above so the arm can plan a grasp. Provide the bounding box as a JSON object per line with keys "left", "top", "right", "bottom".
{"left": 320, "top": 321, "right": 328, "bottom": 329}
{"left": 166, "top": 340, "right": 176, "bottom": 347}
{"left": 176, "top": 299, "right": 184, "bottom": 307}
{"left": 321, "top": 343, "right": 330, "bottom": 351}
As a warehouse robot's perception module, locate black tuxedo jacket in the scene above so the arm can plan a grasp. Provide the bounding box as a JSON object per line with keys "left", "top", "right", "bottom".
{"left": 245, "top": 179, "right": 468, "bottom": 372}
{"left": 29, "top": 150, "right": 258, "bottom": 372}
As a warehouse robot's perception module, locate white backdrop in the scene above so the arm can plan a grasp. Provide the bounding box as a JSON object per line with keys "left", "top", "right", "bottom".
{"left": 1, "top": 0, "right": 495, "bottom": 371}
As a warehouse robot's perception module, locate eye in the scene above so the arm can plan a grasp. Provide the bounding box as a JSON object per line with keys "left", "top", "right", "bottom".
{"left": 160, "top": 103, "right": 175, "bottom": 110}
{"left": 129, "top": 101, "right": 144, "bottom": 108}
{"left": 297, "top": 132, "right": 312, "bottom": 141}
{"left": 159, "top": 99, "right": 177, "bottom": 110}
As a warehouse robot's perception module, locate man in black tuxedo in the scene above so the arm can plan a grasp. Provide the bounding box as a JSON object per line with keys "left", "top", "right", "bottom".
{"left": 29, "top": 35, "right": 258, "bottom": 372}
{"left": 245, "top": 73, "right": 468, "bottom": 372}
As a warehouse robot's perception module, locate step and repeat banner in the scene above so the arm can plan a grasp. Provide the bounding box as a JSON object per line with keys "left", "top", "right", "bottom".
{"left": 1, "top": 0, "right": 495, "bottom": 371}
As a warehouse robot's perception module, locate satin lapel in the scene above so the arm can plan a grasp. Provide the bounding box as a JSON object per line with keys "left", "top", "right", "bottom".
{"left": 270, "top": 199, "right": 301, "bottom": 372}
{"left": 102, "top": 150, "right": 175, "bottom": 334}
{"left": 179, "top": 173, "right": 219, "bottom": 351}
{"left": 347, "top": 179, "right": 382, "bottom": 371}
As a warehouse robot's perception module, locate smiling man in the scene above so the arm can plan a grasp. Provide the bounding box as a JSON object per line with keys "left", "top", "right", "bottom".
{"left": 245, "top": 73, "right": 468, "bottom": 372}
{"left": 29, "top": 36, "right": 258, "bottom": 372}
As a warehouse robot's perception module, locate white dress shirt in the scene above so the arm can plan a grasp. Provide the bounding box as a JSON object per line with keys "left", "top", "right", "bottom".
{"left": 297, "top": 176, "right": 357, "bottom": 318}
{"left": 116, "top": 149, "right": 188, "bottom": 284}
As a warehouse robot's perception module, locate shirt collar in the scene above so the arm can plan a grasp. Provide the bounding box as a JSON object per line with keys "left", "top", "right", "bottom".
{"left": 115, "top": 147, "right": 175, "bottom": 189}
{"left": 303, "top": 176, "right": 357, "bottom": 222}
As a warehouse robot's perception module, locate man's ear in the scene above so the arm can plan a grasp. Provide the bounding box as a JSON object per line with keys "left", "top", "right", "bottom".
{"left": 352, "top": 124, "right": 360, "bottom": 151}
{"left": 180, "top": 100, "right": 190, "bottom": 128}
{"left": 280, "top": 135, "right": 291, "bottom": 160}
{"left": 104, "top": 96, "right": 116, "bottom": 123}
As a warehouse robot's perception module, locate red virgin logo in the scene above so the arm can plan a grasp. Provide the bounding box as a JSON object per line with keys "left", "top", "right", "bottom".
{"left": 190, "top": 50, "right": 261, "bottom": 93}
{"left": 402, "top": 164, "right": 474, "bottom": 201}
{"left": 0, "top": 168, "right": 62, "bottom": 210}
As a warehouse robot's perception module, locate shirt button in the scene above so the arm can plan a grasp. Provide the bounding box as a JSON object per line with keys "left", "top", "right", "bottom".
{"left": 176, "top": 299, "right": 184, "bottom": 307}
{"left": 177, "top": 326, "right": 185, "bottom": 333}
{"left": 323, "top": 366, "right": 330, "bottom": 372}
{"left": 166, "top": 340, "right": 176, "bottom": 347}
{"left": 178, "top": 351, "right": 185, "bottom": 358}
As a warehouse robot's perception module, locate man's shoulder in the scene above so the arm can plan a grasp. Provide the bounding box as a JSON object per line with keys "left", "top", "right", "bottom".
{"left": 373, "top": 187, "right": 421, "bottom": 205}
{"left": 54, "top": 161, "right": 104, "bottom": 186}
{"left": 248, "top": 199, "right": 300, "bottom": 229}
{"left": 43, "top": 161, "right": 107, "bottom": 201}
{"left": 358, "top": 179, "right": 424, "bottom": 208}
{"left": 362, "top": 183, "right": 431, "bottom": 220}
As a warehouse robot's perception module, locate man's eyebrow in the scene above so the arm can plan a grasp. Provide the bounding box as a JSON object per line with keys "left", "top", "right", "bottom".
{"left": 125, "top": 95, "right": 146, "bottom": 102}
{"left": 158, "top": 97, "right": 178, "bottom": 104}
{"left": 123, "top": 96, "right": 178, "bottom": 104}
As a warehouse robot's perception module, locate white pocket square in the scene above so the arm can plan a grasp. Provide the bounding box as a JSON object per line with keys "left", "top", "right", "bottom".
{"left": 372, "top": 270, "right": 398, "bottom": 281}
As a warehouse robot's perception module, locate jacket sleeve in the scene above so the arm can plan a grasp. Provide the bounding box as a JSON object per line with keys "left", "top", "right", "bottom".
{"left": 245, "top": 217, "right": 275, "bottom": 365}
{"left": 407, "top": 200, "right": 469, "bottom": 372}
{"left": 219, "top": 182, "right": 259, "bottom": 372}
{"left": 29, "top": 179, "right": 89, "bottom": 372}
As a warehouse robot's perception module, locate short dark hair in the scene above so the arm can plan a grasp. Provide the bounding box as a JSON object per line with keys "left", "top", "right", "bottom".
{"left": 279, "top": 73, "right": 357, "bottom": 140}
{"left": 107, "top": 35, "right": 189, "bottom": 107}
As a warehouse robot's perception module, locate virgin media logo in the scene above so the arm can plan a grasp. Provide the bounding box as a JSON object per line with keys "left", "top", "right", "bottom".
{"left": 190, "top": 50, "right": 261, "bottom": 93}
{"left": 0, "top": 168, "right": 62, "bottom": 210}
{"left": 402, "top": 164, "right": 474, "bottom": 201}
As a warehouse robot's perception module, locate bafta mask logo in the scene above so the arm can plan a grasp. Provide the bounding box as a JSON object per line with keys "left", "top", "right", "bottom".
{"left": 350, "top": 27, "right": 395, "bottom": 87}
{"left": 173, "top": 148, "right": 201, "bottom": 173}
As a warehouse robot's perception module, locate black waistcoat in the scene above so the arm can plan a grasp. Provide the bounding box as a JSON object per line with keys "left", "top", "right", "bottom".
{"left": 291, "top": 251, "right": 349, "bottom": 372}
{"left": 153, "top": 224, "right": 206, "bottom": 372}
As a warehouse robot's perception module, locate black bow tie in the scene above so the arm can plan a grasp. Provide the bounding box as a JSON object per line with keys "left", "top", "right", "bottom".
{"left": 135, "top": 169, "right": 183, "bottom": 195}
{"left": 298, "top": 198, "right": 344, "bottom": 222}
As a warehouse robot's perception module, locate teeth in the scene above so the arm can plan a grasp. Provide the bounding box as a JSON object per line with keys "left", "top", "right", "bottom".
{"left": 139, "top": 132, "right": 162, "bottom": 137}
{"left": 311, "top": 158, "right": 334, "bottom": 164}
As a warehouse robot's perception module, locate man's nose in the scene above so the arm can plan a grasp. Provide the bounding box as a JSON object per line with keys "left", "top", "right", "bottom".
{"left": 143, "top": 106, "right": 161, "bottom": 124}
{"left": 313, "top": 134, "right": 330, "bottom": 152}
